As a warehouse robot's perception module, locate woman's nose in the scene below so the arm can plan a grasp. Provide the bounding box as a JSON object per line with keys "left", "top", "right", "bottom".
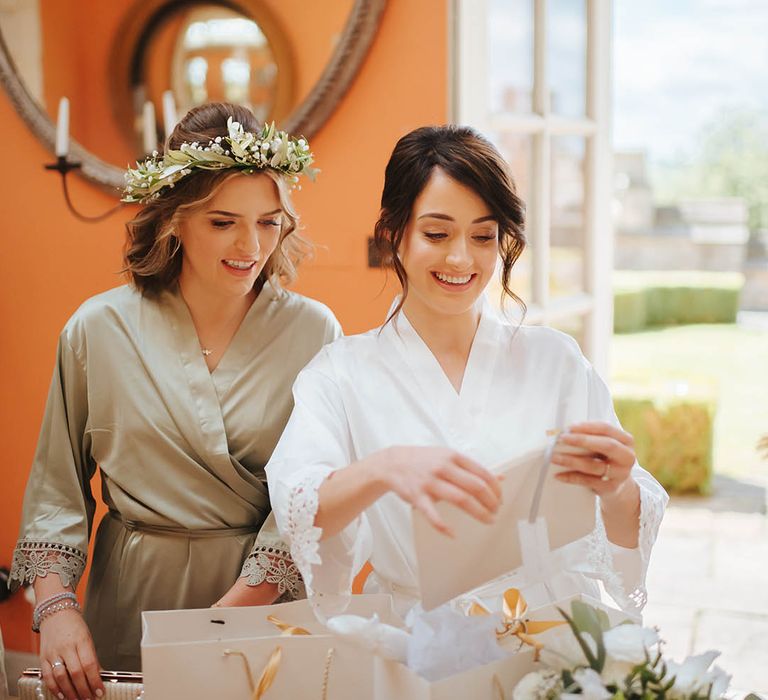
{"left": 236, "top": 225, "right": 261, "bottom": 257}
{"left": 445, "top": 238, "right": 471, "bottom": 268}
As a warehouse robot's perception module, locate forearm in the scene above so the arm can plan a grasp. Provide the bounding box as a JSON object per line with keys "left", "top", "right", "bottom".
{"left": 316, "top": 450, "right": 390, "bottom": 540}
{"left": 600, "top": 478, "right": 641, "bottom": 548}
{"left": 214, "top": 578, "right": 280, "bottom": 607}
{"left": 33, "top": 575, "right": 74, "bottom": 604}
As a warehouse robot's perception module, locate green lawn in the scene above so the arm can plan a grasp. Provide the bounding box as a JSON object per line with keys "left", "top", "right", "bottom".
{"left": 610, "top": 323, "right": 768, "bottom": 479}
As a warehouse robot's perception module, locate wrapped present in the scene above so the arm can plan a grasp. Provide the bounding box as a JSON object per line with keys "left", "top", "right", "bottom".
{"left": 141, "top": 594, "right": 398, "bottom": 700}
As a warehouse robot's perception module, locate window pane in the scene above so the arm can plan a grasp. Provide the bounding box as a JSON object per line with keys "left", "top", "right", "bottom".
{"left": 488, "top": 133, "right": 533, "bottom": 303}
{"left": 488, "top": 0, "right": 534, "bottom": 115}
{"left": 550, "top": 136, "right": 586, "bottom": 298}
{"left": 548, "top": 0, "right": 587, "bottom": 118}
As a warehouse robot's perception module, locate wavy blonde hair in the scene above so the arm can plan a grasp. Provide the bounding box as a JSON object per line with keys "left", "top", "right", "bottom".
{"left": 123, "top": 103, "right": 312, "bottom": 296}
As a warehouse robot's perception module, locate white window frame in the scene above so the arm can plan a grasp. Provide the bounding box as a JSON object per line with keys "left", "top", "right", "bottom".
{"left": 451, "top": 0, "right": 614, "bottom": 375}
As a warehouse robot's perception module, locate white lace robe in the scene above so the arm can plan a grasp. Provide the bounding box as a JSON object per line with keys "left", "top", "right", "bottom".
{"left": 266, "top": 304, "right": 668, "bottom": 619}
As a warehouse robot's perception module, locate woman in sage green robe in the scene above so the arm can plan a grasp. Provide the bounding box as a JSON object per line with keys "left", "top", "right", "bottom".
{"left": 9, "top": 102, "right": 340, "bottom": 675}
{"left": 10, "top": 281, "right": 340, "bottom": 670}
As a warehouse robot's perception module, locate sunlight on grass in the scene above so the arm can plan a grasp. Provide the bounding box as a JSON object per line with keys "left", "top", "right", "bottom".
{"left": 611, "top": 324, "right": 768, "bottom": 479}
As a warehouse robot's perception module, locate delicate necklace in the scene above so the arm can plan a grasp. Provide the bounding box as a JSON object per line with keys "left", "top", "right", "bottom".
{"left": 201, "top": 347, "right": 213, "bottom": 357}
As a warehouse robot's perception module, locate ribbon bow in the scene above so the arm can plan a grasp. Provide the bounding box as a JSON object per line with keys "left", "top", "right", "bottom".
{"left": 468, "top": 588, "right": 566, "bottom": 661}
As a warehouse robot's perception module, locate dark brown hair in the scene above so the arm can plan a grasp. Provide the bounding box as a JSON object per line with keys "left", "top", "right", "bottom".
{"left": 373, "top": 125, "right": 526, "bottom": 319}
{"left": 123, "top": 102, "right": 310, "bottom": 296}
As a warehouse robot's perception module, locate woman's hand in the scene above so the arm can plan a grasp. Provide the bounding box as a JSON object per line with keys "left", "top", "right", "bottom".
{"left": 212, "top": 577, "right": 281, "bottom": 607}
{"left": 551, "top": 422, "right": 636, "bottom": 498}
{"left": 551, "top": 421, "right": 642, "bottom": 547}
{"left": 39, "top": 608, "right": 104, "bottom": 700}
{"left": 375, "top": 446, "right": 503, "bottom": 537}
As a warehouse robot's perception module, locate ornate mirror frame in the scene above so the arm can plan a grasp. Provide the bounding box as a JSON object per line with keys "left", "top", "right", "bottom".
{"left": 0, "top": 0, "right": 386, "bottom": 191}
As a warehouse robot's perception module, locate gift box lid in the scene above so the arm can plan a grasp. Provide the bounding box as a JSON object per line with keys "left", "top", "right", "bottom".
{"left": 411, "top": 441, "right": 596, "bottom": 610}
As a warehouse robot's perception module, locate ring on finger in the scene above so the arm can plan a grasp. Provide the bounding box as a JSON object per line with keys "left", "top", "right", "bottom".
{"left": 50, "top": 659, "right": 65, "bottom": 669}
{"left": 600, "top": 463, "right": 611, "bottom": 482}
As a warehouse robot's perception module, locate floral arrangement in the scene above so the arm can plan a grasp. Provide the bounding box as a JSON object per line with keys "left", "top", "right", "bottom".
{"left": 512, "top": 601, "right": 759, "bottom": 700}
{"left": 122, "top": 118, "right": 317, "bottom": 203}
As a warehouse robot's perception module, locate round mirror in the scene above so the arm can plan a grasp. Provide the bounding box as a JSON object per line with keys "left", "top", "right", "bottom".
{"left": 0, "top": 0, "right": 385, "bottom": 189}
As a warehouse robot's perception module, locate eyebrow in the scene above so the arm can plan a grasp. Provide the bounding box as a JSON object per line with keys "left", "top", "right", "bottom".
{"left": 417, "top": 212, "right": 497, "bottom": 224}
{"left": 205, "top": 208, "right": 282, "bottom": 217}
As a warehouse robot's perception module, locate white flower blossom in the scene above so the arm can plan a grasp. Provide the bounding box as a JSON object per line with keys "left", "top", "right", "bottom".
{"left": 512, "top": 670, "right": 562, "bottom": 700}
{"left": 667, "top": 651, "right": 731, "bottom": 699}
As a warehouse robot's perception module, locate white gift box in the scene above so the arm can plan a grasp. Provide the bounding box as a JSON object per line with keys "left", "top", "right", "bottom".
{"left": 141, "top": 594, "right": 398, "bottom": 700}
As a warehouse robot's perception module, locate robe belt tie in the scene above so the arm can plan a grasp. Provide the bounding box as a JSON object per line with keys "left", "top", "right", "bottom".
{"left": 109, "top": 511, "right": 257, "bottom": 538}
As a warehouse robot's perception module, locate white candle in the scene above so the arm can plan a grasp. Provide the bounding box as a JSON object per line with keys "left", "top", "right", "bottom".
{"left": 142, "top": 100, "right": 158, "bottom": 155}
{"left": 55, "top": 96, "right": 69, "bottom": 158}
{"left": 162, "top": 90, "right": 178, "bottom": 140}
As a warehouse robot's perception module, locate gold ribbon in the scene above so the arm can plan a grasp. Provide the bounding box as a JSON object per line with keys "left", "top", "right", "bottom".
{"left": 224, "top": 647, "right": 282, "bottom": 700}
{"left": 266, "top": 614, "right": 312, "bottom": 636}
{"left": 469, "top": 588, "right": 566, "bottom": 662}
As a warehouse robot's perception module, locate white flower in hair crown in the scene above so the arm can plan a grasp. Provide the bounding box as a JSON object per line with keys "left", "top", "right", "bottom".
{"left": 122, "top": 118, "right": 317, "bottom": 203}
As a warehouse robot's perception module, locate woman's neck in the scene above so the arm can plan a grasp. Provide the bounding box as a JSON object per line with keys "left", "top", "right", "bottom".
{"left": 401, "top": 295, "right": 482, "bottom": 360}
{"left": 178, "top": 275, "right": 256, "bottom": 327}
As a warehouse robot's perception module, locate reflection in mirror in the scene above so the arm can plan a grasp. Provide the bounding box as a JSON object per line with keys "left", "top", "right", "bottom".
{"left": 134, "top": 5, "right": 285, "bottom": 154}
{"left": 0, "top": 0, "right": 382, "bottom": 188}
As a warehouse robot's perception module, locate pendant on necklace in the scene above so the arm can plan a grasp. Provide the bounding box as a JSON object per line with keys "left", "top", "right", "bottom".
{"left": 201, "top": 348, "right": 212, "bottom": 357}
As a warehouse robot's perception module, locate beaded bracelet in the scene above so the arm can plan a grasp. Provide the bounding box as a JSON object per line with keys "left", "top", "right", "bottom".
{"left": 32, "top": 591, "right": 79, "bottom": 632}
{"left": 35, "top": 599, "right": 81, "bottom": 632}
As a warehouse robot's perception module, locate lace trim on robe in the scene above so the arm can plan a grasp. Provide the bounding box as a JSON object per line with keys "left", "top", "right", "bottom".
{"left": 586, "top": 483, "right": 665, "bottom": 612}
{"left": 283, "top": 471, "right": 328, "bottom": 593}
{"left": 239, "top": 545, "right": 305, "bottom": 601}
{"left": 9, "top": 540, "right": 87, "bottom": 591}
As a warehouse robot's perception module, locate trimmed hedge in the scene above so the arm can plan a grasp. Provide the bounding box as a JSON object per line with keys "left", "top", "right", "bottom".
{"left": 613, "top": 387, "right": 716, "bottom": 494}
{"left": 613, "top": 271, "right": 743, "bottom": 333}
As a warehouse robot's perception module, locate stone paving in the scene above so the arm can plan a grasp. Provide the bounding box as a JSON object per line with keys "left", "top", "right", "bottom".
{"left": 643, "top": 474, "right": 768, "bottom": 696}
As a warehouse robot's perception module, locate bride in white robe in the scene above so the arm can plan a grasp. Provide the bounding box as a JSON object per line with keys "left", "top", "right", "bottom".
{"left": 266, "top": 125, "right": 668, "bottom": 620}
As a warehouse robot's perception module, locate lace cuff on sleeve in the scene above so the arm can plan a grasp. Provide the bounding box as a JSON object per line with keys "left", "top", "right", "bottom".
{"left": 9, "top": 540, "right": 87, "bottom": 592}
{"left": 283, "top": 471, "right": 328, "bottom": 593}
{"left": 239, "top": 545, "right": 305, "bottom": 601}
{"left": 586, "top": 474, "right": 667, "bottom": 612}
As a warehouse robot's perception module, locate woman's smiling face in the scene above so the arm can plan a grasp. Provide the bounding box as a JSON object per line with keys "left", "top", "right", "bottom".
{"left": 400, "top": 167, "right": 500, "bottom": 318}
{"left": 177, "top": 173, "right": 283, "bottom": 299}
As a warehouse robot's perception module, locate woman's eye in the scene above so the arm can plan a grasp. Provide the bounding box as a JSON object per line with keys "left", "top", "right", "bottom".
{"left": 474, "top": 234, "right": 497, "bottom": 242}
{"left": 423, "top": 232, "right": 448, "bottom": 240}
{"left": 259, "top": 220, "right": 281, "bottom": 228}
{"left": 211, "top": 220, "right": 234, "bottom": 229}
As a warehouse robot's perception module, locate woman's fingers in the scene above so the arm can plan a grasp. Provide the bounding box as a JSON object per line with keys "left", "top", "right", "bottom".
{"left": 414, "top": 494, "right": 454, "bottom": 538}
{"left": 551, "top": 453, "right": 610, "bottom": 477}
{"left": 558, "top": 432, "right": 634, "bottom": 467}
{"left": 428, "top": 480, "right": 496, "bottom": 524}
{"left": 567, "top": 422, "right": 634, "bottom": 447}
{"left": 438, "top": 462, "right": 500, "bottom": 513}
{"left": 50, "top": 658, "right": 78, "bottom": 700}
{"left": 77, "top": 642, "right": 104, "bottom": 698}
{"left": 452, "top": 453, "right": 503, "bottom": 500}
{"left": 62, "top": 648, "right": 93, "bottom": 700}
{"left": 42, "top": 661, "right": 65, "bottom": 700}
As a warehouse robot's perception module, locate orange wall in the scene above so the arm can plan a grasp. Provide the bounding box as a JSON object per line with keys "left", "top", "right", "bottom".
{"left": 0, "top": 0, "right": 448, "bottom": 652}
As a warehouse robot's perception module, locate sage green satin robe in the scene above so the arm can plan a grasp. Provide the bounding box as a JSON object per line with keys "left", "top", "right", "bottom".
{"left": 10, "top": 283, "right": 341, "bottom": 671}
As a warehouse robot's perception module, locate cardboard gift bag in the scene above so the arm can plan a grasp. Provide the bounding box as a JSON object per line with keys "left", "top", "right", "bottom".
{"left": 141, "top": 594, "right": 397, "bottom": 700}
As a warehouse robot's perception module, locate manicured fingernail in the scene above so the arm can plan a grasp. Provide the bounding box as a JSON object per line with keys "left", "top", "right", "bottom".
{"left": 97, "top": 690, "right": 105, "bottom": 698}
{"left": 57, "top": 693, "right": 64, "bottom": 700}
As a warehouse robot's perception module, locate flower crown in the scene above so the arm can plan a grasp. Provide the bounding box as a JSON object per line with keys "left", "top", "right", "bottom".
{"left": 122, "top": 118, "right": 317, "bottom": 203}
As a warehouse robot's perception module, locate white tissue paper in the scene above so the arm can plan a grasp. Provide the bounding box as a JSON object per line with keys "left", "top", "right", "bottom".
{"left": 327, "top": 613, "right": 411, "bottom": 662}
{"left": 405, "top": 605, "right": 508, "bottom": 682}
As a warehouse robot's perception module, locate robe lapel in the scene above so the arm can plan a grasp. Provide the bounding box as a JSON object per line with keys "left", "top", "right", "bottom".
{"left": 151, "top": 290, "right": 265, "bottom": 503}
